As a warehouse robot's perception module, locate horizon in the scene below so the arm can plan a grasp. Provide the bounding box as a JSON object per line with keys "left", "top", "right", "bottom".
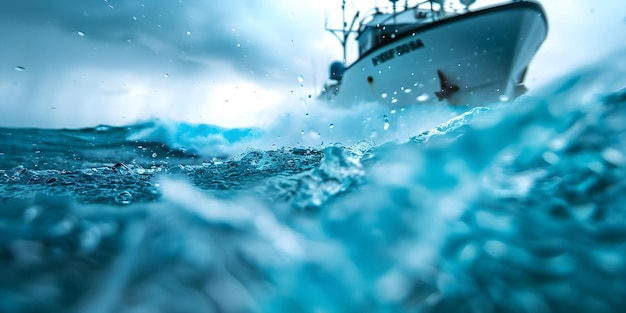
{"left": 1, "top": 0, "right": 625, "bottom": 129}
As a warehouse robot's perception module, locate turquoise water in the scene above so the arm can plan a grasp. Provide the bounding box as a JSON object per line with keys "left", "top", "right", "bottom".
{"left": 1, "top": 53, "right": 626, "bottom": 312}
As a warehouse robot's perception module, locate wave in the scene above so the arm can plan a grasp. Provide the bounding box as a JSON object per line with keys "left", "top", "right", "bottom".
{"left": 1, "top": 49, "right": 626, "bottom": 313}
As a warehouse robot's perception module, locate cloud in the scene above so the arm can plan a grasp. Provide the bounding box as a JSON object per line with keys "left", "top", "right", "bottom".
{"left": 0, "top": 0, "right": 327, "bottom": 81}
{"left": 0, "top": 0, "right": 334, "bottom": 128}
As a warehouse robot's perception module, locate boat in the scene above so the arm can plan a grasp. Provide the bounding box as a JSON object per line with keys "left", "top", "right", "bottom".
{"left": 319, "top": 0, "right": 548, "bottom": 106}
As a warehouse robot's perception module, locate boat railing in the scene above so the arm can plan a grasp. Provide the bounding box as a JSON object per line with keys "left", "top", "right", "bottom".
{"left": 357, "top": 0, "right": 524, "bottom": 32}
{"left": 357, "top": 0, "right": 437, "bottom": 32}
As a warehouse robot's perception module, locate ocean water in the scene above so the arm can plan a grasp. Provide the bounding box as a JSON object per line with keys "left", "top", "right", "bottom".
{"left": 2, "top": 52, "right": 626, "bottom": 313}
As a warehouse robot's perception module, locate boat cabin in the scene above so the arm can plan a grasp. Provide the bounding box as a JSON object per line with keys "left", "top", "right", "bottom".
{"left": 356, "top": 1, "right": 454, "bottom": 57}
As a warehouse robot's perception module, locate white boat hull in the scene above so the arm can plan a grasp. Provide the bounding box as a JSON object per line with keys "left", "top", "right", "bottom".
{"left": 324, "top": 2, "right": 548, "bottom": 106}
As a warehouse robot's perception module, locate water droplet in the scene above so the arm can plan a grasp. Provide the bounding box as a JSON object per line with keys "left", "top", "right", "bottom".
{"left": 297, "top": 75, "right": 304, "bottom": 84}
{"left": 14, "top": 66, "right": 25, "bottom": 72}
{"left": 77, "top": 31, "right": 85, "bottom": 37}
{"left": 152, "top": 153, "right": 157, "bottom": 158}
{"left": 416, "top": 93, "right": 430, "bottom": 102}
{"left": 329, "top": 123, "right": 334, "bottom": 129}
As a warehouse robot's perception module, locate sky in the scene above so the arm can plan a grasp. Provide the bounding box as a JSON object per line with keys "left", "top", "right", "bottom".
{"left": 1, "top": 0, "right": 625, "bottom": 129}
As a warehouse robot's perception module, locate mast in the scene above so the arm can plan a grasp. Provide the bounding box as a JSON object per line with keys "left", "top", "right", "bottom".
{"left": 390, "top": 0, "right": 398, "bottom": 13}
{"left": 326, "top": 0, "right": 359, "bottom": 64}
{"left": 391, "top": 0, "right": 398, "bottom": 26}
{"left": 341, "top": 0, "right": 347, "bottom": 62}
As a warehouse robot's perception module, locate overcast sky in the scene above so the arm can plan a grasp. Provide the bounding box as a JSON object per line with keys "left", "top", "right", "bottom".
{"left": 1, "top": 0, "right": 625, "bottom": 129}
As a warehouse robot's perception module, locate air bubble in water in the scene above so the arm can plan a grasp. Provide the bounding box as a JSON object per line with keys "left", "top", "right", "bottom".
{"left": 77, "top": 31, "right": 85, "bottom": 37}
{"left": 499, "top": 94, "right": 510, "bottom": 102}
{"left": 383, "top": 115, "right": 390, "bottom": 130}
{"left": 14, "top": 66, "right": 25, "bottom": 72}
{"left": 298, "top": 75, "right": 304, "bottom": 84}
{"left": 152, "top": 153, "right": 157, "bottom": 158}
{"left": 329, "top": 123, "right": 334, "bottom": 129}
{"left": 115, "top": 191, "right": 133, "bottom": 205}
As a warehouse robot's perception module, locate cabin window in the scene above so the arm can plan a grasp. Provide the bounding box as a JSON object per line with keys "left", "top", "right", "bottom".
{"left": 358, "top": 25, "right": 406, "bottom": 56}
